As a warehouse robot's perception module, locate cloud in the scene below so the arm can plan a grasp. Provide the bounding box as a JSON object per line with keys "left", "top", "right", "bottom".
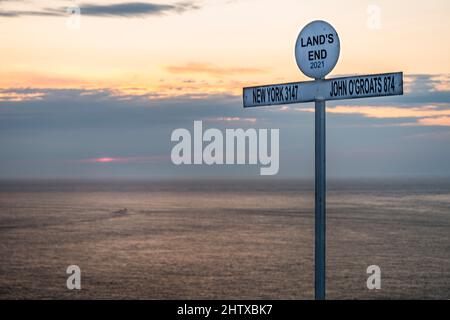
{"left": 1, "top": 72, "right": 449, "bottom": 105}
{"left": 1, "top": 72, "right": 449, "bottom": 130}
{"left": 0, "top": 87, "right": 244, "bottom": 131}
{"left": 298, "top": 105, "right": 450, "bottom": 127}
{"left": 205, "top": 116, "right": 257, "bottom": 123}
{"left": 166, "top": 62, "right": 265, "bottom": 76}
{"left": 315, "top": 105, "right": 450, "bottom": 119}
{"left": 417, "top": 117, "right": 450, "bottom": 127}
{"left": 1, "top": 72, "right": 447, "bottom": 104}
{"left": 404, "top": 74, "right": 450, "bottom": 93}
{"left": 77, "top": 2, "right": 199, "bottom": 17}
{"left": 1, "top": 85, "right": 450, "bottom": 178}
{"left": 0, "top": 10, "right": 59, "bottom": 17}
{"left": 0, "top": 1, "right": 199, "bottom": 18}
{"left": 0, "top": 89, "right": 46, "bottom": 102}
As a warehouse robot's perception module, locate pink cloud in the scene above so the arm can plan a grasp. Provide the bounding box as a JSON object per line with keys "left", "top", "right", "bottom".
{"left": 73, "top": 156, "right": 169, "bottom": 164}
{"left": 417, "top": 116, "right": 450, "bottom": 126}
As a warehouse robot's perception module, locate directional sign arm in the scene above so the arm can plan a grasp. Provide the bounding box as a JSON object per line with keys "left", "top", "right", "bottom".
{"left": 243, "top": 72, "right": 403, "bottom": 108}
{"left": 243, "top": 81, "right": 316, "bottom": 108}
{"left": 321, "top": 72, "right": 403, "bottom": 101}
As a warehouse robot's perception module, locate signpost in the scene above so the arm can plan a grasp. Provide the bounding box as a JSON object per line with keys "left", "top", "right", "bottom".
{"left": 242, "top": 20, "right": 403, "bottom": 300}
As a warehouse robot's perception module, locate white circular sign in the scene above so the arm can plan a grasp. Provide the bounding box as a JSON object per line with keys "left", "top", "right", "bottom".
{"left": 295, "top": 20, "right": 340, "bottom": 79}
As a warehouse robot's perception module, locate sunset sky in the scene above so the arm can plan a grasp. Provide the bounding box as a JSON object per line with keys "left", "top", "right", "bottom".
{"left": 0, "top": 0, "right": 449, "bottom": 178}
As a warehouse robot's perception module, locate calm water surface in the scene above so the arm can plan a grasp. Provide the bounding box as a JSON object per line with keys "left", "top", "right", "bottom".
{"left": 0, "top": 178, "right": 449, "bottom": 299}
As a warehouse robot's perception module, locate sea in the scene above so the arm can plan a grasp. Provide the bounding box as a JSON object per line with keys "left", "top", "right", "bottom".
{"left": 0, "top": 178, "right": 449, "bottom": 299}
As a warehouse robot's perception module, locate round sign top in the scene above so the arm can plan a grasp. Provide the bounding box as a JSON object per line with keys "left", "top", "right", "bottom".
{"left": 295, "top": 20, "right": 340, "bottom": 79}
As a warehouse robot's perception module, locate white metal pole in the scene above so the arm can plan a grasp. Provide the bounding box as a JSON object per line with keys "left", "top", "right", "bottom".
{"left": 315, "top": 98, "right": 326, "bottom": 300}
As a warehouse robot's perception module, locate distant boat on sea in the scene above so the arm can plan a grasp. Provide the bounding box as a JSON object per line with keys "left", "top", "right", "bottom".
{"left": 112, "top": 208, "right": 128, "bottom": 216}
